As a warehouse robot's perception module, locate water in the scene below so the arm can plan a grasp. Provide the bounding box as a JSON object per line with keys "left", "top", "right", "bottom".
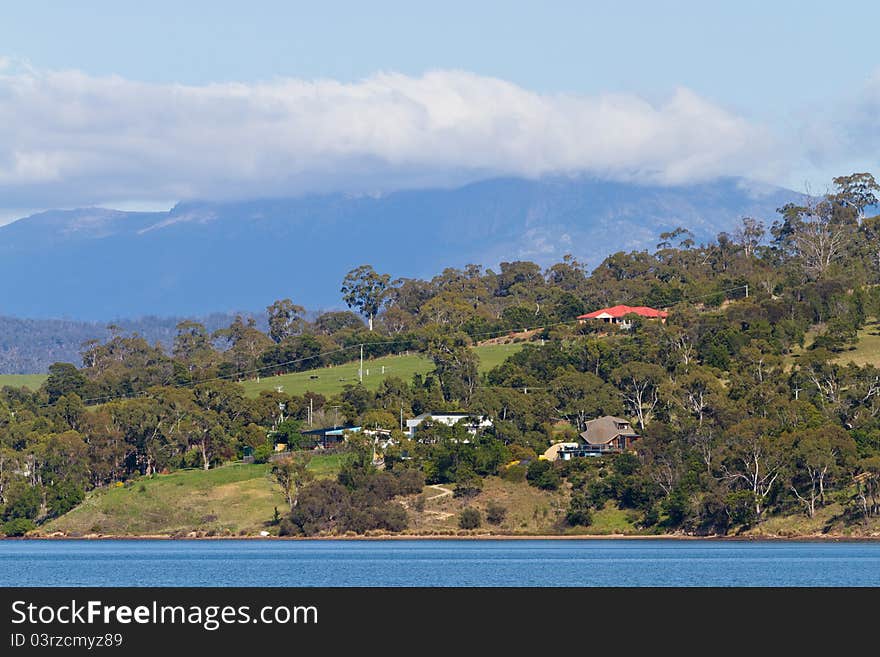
{"left": 2, "top": 539, "right": 879, "bottom": 587}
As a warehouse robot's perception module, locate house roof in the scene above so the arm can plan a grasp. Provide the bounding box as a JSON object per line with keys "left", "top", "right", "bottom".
{"left": 579, "top": 416, "right": 640, "bottom": 445}
{"left": 577, "top": 305, "right": 668, "bottom": 320}
{"left": 410, "top": 412, "right": 480, "bottom": 420}
{"left": 301, "top": 425, "right": 361, "bottom": 436}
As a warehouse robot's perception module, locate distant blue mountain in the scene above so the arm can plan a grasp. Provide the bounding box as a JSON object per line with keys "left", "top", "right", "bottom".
{"left": 0, "top": 176, "right": 798, "bottom": 320}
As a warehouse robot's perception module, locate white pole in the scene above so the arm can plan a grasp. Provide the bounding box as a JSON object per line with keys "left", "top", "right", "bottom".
{"left": 359, "top": 344, "right": 364, "bottom": 383}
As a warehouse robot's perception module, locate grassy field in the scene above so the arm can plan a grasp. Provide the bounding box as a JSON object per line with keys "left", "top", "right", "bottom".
{"left": 788, "top": 319, "right": 880, "bottom": 369}
{"left": 832, "top": 320, "right": 880, "bottom": 367}
{"left": 42, "top": 455, "right": 345, "bottom": 537}
{"left": 404, "top": 476, "right": 570, "bottom": 535}
{"left": 240, "top": 342, "right": 523, "bottom": 398}
{"left": 0, "top": 373, "right": 47, "bottom": 390}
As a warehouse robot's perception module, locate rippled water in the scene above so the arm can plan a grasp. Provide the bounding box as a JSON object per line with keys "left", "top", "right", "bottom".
{"left": 2, "top": 539, "right": 879, "bottom": 587}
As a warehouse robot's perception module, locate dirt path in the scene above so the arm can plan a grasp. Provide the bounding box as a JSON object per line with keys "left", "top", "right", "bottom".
{"left": 426, "top": 484, "right": 453, "bottom": 501}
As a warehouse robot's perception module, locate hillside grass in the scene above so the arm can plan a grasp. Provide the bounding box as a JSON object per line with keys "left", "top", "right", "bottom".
{"left": 404, "top": 476, "right": 570, "bottom": 535}
{"left": 832, "top": 319, "right": 880, "bottom": 368}
{"left": 787, "top": 319, "right": 880, "bottom": 370}
{"left": 0, "top": 373, "right": 47, "bottom": 390}
{"left": 42, "top": 455, "right": 345, "bottom": 537}
{"left": 240, "top": 342, "right": 523, "bottom": 398}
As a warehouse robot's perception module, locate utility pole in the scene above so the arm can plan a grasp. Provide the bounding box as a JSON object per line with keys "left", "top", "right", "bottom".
{"left": 744, "top": 284, "right": 749, "bottom": 299}
{"left": 329, "top": 405, "right": 341, "bottom": 429}
{"left": 359, "top": 344, "right": 364, "bottom": 384}
{"left": 309, "top": 397, "right": 313, "bottom": 427}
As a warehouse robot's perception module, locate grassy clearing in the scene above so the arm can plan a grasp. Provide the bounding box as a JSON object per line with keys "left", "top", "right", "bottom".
{"left": 0, "top": 373, "right": 47, "bottom": 390}
{"left": 41, "top": 454, "right": 346, "bottom": 537}
{"left": 788, "top": 319, "right": 880, "bottom": 370}
{"left": 578, "top": 502, "right": 639, "bottom": 535}
{"left": 304, "top": 452, "right": 348, "bottom": 478}
{"left": 832, "top": 320, "right": 880, "bottom": 368}
{"left": 240, "top": 343, "right": 523, "bottom": 398}
{"left": 742, "top": 502, "right": 880, "bottom": 538}
{"left": 404, "top": 476, "right": 569, "bottom": 535}
{"left": 42, "top": 463, "right": 284, "bottom": 537}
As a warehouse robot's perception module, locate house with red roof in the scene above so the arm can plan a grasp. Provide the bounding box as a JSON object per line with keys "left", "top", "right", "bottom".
{"left": 577, "top": 304, "right": 668, "bottom": 327}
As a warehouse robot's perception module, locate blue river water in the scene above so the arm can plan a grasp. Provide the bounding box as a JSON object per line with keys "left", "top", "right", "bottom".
{"left": 1, "top": 539, "right": 879, "bottom": 587}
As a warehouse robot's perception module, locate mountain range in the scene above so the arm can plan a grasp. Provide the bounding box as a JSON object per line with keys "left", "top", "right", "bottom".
{"left": 0, "top": 176, "right": 798, "bottom": 321}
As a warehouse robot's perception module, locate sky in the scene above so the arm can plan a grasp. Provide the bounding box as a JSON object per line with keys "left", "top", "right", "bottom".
{"left": 1, "top": 0, "right": 879, "bottom": 223}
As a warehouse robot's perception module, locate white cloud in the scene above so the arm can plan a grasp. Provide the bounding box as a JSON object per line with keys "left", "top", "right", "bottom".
{"left": 0, "top": 62, "right": 780, "bottom": 210}
{"left": 790, "top": 68, "right": 880, "bottom": 188}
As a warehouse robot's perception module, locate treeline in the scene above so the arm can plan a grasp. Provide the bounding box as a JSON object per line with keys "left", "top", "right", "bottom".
{"left": 0, "top": 312, "right": 248, "bottom": 375}
{"left": 3, "top": 172, "right": 880, "bottom": 536}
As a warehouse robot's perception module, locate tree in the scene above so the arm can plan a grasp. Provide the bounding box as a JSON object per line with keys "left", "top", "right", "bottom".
{"left": 671, "top": 368, "right": 722, "bottom": 427}
{"left": 551, "top": 371, "right": 622, "bottom": 430}
{"left": 214, "top": 315, "right": 273, "bottom": 378}
{"left": 773, "top": 198, "right": 854, "bottom": 279}
{"left": 732, "top": 217, "right": 765, "bottom": 257}
{"left": 832, "top": 172, "right": 879, "bottom": 224}
{"left": 783, "top": 425, "right": 856, "bottom": 518}
{"left": 266, "top": 299, "right": 306, "bottom": 343}
{"left": 272, "top": 455, "right": 313, "bottom": 509}
{"left": 612, "top": 362, "right": 665, "bottom": 430}
{"left": 44, "top": 362, "right": 88, "bottom": 404}
{"left": 172, "top": 321, "right": 213, "bottom": 366}
{"left": 341, "top": 265, "right": 391, "bottom": 331}
{"left": 721, "top": 418, "right": 785, "bottom": 522}
{"left": 565, "top": 492, "right": 594, "bottom": 527}
{"left": 423, "top": 329, "right": 480, "bottom": 403}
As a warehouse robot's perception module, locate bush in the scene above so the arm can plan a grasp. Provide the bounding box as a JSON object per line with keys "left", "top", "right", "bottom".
{"left": 372, "top": 502, "right": 408, "bottom": 532}
{"left": 453, "top": 467, "right": 483, "bottom": 498}
{"left": 2, "top": 518, "right": 35, "bottom": 537}
{"left": 565, "top": 492, "right": 593, "bottom": 527}
{"left": 459, "top": 507, "right": 482, "bottom": 529}
{"left": 726, "top": 490, "right": 758, "bottom": 527}
{"left": 500, "top": 463, "right": 527, "bottom": 483}
{"left": 526, "top": 460, "right": 561, "bottom": 490}
{"left": 3, "top": 484, "right": 41, "bottom": 521}
{"left": 46, "top": 481, "right": 85, "bottom": 517}
{"left": 394, "top": 468, "right": 426, "bottom": 495}
{"left": 253, "top": 443, "right": 274, "bottom": 464}
{"left": 485, "top": 502, "right": 507, "bottom": 525}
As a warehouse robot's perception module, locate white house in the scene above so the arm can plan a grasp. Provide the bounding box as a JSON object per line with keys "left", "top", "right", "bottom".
{"left": 405, "top": 412, "right": 493, "bottom": 439}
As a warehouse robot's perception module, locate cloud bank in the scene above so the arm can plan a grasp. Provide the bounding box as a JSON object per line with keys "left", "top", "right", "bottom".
{"left": 0, "top": 61, "right": 780, "bottom": 210}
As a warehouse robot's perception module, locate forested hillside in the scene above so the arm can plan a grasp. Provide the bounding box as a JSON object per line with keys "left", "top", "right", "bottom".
{"left": 3, "top": 172, "right": 880, "bottom": 538}
{"left": 0, "top": 313, "right": 256, "bottom": 374}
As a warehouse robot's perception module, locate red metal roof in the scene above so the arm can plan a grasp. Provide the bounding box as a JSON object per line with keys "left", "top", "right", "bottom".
{"left": 577, "top": 305, "right": 668, "bottom": 320}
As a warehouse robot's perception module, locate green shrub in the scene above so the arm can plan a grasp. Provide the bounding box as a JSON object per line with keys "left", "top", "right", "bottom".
{"left": 459, "top": 507, "right": 482, "bottom": 529}
{"left": 500, "top": 463, "right": 527, "bottom": 483}
{"left": 253, "top": 444, "right": 274, "bottom": 464}
{"left": 2, "top": 518, "right": 35, "bottom": 537}
{"left": 565, "top": 492, "right": 593, "bottom": 527}
{"left": 526, "top": 460, "right": 561, "bottom": 490}
{"left": 453, "top": 467, "right": 483, "bottom": 498}
{"left": 3, "top": 484, "right": 41, "bottom": 521}
{"left": 485, "top": 502, "right": 507, "bottom": 525}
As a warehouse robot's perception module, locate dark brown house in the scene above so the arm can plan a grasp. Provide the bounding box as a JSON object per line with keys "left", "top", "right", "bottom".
{"left": 555, "top": 416, "right": 640, "bottom": 459}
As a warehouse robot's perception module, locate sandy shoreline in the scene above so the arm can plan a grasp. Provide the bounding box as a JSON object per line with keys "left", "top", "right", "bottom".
{"left": 9, "top": 532, "right": 880, "bottom": 542}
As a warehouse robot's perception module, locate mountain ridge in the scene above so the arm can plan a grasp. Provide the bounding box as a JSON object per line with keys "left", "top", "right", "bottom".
{"left": 0, "top": 175, "right": 799, "bottom": 320}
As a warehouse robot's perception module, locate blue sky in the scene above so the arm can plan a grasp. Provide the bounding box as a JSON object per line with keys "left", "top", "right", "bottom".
{"left": 1, "top": 1, "right": 879, "bottom": 219}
